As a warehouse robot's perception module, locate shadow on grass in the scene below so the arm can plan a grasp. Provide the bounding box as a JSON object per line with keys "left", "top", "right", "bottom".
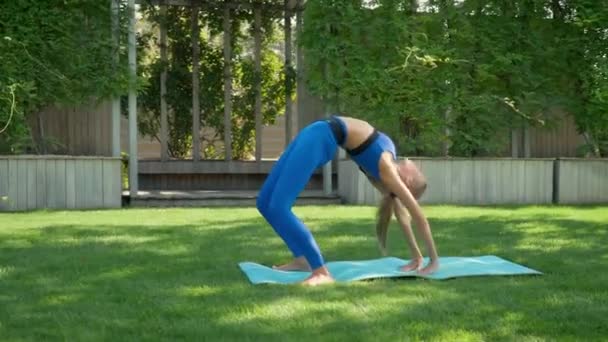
{"left": 0, "top": 212, "right": 606, "bottom": 340}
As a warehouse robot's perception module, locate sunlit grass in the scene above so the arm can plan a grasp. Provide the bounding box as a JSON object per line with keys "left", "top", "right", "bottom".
{"left": 0, "top": 206, "right": 607, "bottom": 341}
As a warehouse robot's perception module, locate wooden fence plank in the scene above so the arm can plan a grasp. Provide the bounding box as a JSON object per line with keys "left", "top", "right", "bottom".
{"left": 113, "top": 160, "right": 122, "bottom": 207}
{"left": 0, "top": 160, "right": 8, "bottom": 210}
{"left": 16, "top": 159, "right": 28, "bottom": 210}
{"left": 82, "top": 160, "right": 94, "bottom": 209}
{"left": 511, "top": 161, "right": 530, "bottom": 200}
{"left": 538, "top": 160, "right": 551, "bottom": 204}
{"left": 45, "top": 160, "right": 58, "bottom": 209}
{"left": 36, "top": 159, "right": 47, "bottom": 208}
{"left": 26, "top": 159, "right": 37, "bottom": 210}
{"left": 66, "top": 159, "right": 76, "bottom": 209}
{"left": 106, "top": 159, "right": 122, "bottom": 208}
{"left": 473, "top": 160, "right": 485, "bottom": 203}
{"left": 91, "top": 159, "right": 104, "bottom": 208}
{"left": 74, "top": 159, "right": 86, "bottom": 209}
{"left": 55, "top": 159, "right": 67, "bottom": 209}
{"left": 7, "top": 159, "right": 18, "bottom": 211}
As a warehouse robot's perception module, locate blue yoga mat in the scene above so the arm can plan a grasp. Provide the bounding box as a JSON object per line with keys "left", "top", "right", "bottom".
{"left": 238, "top": 256, "right": 542, "bottom": 284}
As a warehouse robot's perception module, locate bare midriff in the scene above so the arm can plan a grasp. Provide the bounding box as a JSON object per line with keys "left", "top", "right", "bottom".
{"left": 336, "top": 116, "right": 375, "bottom": 150}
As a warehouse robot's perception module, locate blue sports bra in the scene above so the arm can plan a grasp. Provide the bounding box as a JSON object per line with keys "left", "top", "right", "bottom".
{"left": 348, "top": 130, "right": 396, "bottom": 180}
{"left": 330, "top": 116, "right": 397, "bottom": 181}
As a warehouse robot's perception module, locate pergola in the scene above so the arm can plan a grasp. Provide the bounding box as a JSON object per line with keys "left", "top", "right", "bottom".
{"left": 109, "top": 0, "right": 334, "bottom": 197}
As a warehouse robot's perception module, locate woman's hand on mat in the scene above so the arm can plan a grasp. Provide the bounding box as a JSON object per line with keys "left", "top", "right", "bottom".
{"left": 417, "top": 259, "right": 439, "bottom": 275}
{"left": 400, "top": 257, "right": 424, "bottom": 272}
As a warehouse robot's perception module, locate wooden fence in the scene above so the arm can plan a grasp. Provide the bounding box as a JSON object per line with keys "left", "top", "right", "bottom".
{"left": 0, "top": 156, "right": 122, "bottom": 211}
{"left": 555, "top": 158, "right": 608, "bottom": 204}
{"left": 339, "top": 158, "right": 557, "bottom": 205}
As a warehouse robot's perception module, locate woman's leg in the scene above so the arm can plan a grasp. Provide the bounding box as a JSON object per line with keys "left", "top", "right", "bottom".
{"left": 256, "top": 123, "right": 334, "bottom": 271}
{"left": 257, "top": 139, "right": 305, "bottom": 259}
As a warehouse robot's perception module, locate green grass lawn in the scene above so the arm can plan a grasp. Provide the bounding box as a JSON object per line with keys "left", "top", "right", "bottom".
{"left": 1, "top": 206, "right": 607, "bottom": 341}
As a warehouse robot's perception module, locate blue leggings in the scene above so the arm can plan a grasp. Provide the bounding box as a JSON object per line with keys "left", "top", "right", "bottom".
{"left": 256, "top": 120, "right": 339, "bottom": 270}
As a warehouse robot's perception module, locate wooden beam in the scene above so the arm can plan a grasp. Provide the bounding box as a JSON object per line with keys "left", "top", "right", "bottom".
{"left": 254, "top": 6, "right": 262, "bottom": 162}
{"left": 111, "top": 0, "right": 121, "bottom": 158}
{"left": 160, "top": 2, "right": 169, "bottom": 161}
{"left": 128, "top": 0, "right": 139, "bottom": 195}
{"left": 284, "top": 1, "right": 293, "bottom": 147}
{"left": 192, "top": 3, "right": 201, "bottom": 161}
{"left": 134, "top": 0, "right": 305, "bottom": 11}
{"left": 223, "top": 5, "right": 233, "bottom": 160}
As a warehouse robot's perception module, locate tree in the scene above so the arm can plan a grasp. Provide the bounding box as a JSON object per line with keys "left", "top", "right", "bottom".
{"left": 0, "top": 0, "right": 127, "bottom": 154}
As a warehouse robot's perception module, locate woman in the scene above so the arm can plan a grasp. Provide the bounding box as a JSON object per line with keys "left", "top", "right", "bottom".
{"left": 256, "top": 115, "right": 439, "bottom": 286}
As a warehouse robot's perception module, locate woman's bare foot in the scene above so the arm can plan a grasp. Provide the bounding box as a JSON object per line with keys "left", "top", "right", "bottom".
{"left": 400, "top": 257, "right": 424, "bottom": 272}
{"left": 301, "top": 266, "right": 334, "bottom": 286}
{"left": 272, "top": 256, "right": 311, "bottom": 271}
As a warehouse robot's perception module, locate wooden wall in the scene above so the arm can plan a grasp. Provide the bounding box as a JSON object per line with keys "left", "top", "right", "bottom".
{"left": 0, "top": 156, "right": 122, "bottom": 211}
{"left": 128, "top": 105, "right": 301, "bottom": 160}
{"left": 34, "top": 101, "right": 114, "bottom": 156}
{"left": 33, "top": 98, "right": 585, "bottom": 162}
{"left": 528, "top": 111, "right": 585, "bottom": 158}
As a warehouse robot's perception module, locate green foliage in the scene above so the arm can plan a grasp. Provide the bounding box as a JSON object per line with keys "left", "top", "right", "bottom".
{"left": 565, "top": 0, "right": 608, "bottom": 156}
{"left": 137, "top": 3, "right": 289, "bottom": 159}
{"left": 0, "top": 0, "right": 129, "bottom": 154}
{"left": 300, "top": 0, "right": 608, "bottom": 157}
{"left": 0, "top": 82, "right": 32, "bottom": 154}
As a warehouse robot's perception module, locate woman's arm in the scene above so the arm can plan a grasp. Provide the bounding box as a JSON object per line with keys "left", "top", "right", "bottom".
{"left": 378, "top": 153, "right": 439, "bottom": 275}
{"left": 392, "top": 198, "right": 424, "bottom": 271}
{"left": 369, "top": 173, "right": 426, "bottom": 271}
